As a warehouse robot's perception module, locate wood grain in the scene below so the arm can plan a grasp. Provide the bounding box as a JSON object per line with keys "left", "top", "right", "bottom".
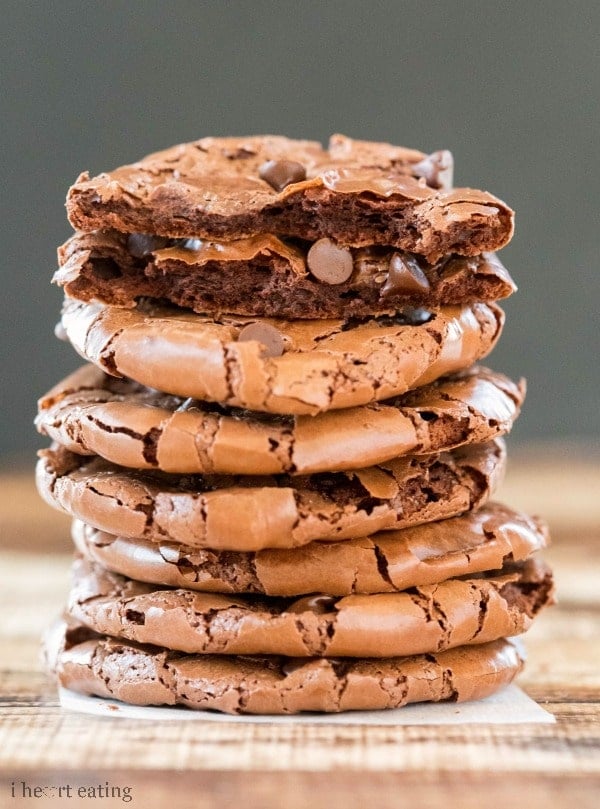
{"left": 0, "top": 443, "right": 599, "bottom": 807}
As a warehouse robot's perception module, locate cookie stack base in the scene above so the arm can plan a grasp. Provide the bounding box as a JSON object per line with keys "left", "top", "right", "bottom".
{"left": 45, "top": 621, "right": 525, "bottom": 715}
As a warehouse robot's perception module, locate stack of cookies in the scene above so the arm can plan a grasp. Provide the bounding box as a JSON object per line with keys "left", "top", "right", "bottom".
{"left": 39, "top": 135, "right": 554, "bottom": 714}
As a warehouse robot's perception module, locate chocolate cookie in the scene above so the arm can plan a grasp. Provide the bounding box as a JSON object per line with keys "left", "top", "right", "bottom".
{"left": 72, "top": 502, "right": 549, "bottom": 596}
{"left": 45, "top": 620, "right": 525, "bottom": 714}
{"left": 60, "top": 300, "right": 504, "bottom": 415}
{"left": 36, "top": 440, "right": 506, "bottom": 550}
{"left": 36, "top": 365, "right": 524, "bottom": 475}
{"left": 66, "top": 556, "right": 554, "bottom": 657}
{"left": 66, "top": 135, "right": 513, "bottom": 262}
{"left": 56, "top": 229, "right": 516, "bottom": 319}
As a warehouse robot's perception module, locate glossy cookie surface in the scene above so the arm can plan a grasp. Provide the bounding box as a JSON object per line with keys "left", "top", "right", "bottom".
{"left": 37, "top": 365, "right": 523, "bottom": 474}
{"left": 72, "top": 502, "right": 548, "bottom": 596}
{"left": 60, "top": 300, "right": 504, "bottom": 415}
{"left": 37, "top": 440, "right": 506, "bottom": 551}
{"left": 45, "top": 621, "right": 526, "bottom": 715}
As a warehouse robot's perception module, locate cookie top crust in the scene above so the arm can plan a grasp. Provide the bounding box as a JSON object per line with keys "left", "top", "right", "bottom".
{"left": 66, "top": 555, "right": 554, "bottom": 657}
{"left": 66, "top": 134, "right": 513, "bottom": 261}
{"left": 37, "top": 364, "right": 524, "bottom": 475}
{"left": 36, "top": 440, "right": 506, "bottom": 551}
{"left": 56, "top": 228, "right": 516, "bottom": 319}
{"left": 72, "top": 502, "right": 549, "bottom": 596}
{"left": 45, "top": 620, "right": 525, "bottom": 714}
{"left": 60, "top": 300, "right": 504, "bottom": 415}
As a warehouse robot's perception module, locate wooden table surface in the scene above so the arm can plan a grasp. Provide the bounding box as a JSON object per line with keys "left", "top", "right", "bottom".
{"left": 1, "top": 442, "right": 599, "bottom": 808}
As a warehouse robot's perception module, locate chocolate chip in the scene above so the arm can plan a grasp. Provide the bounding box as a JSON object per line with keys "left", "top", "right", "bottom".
{"left": 90, "top": 258, "right": 122, "bottom": 281}
{"left": 286, "top": 594, "right": 338, "bottom": 615}
{"left": 412, "top": 150, "right": 453, "bottom": 189}
{"left": 127, "top": 233, "right": 170, "bottom": 258}
{"left": 381, "top": 253, "right": 430, "bottom": 298}
{"left": 307, "top": 238, "right": 353, "bottom": 285}
{"left": 259, "top": 160, "right": 306, "bottom": 192}
{"left": 238, "top": 322, "right": 285, "bottom": 357}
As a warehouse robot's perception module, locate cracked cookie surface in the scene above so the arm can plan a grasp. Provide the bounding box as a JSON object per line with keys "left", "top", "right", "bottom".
{"left": 36, "top": 440, "right": 506, "bottom": 550}
{"left": 65, "top": 556, "right": 554, "bottom": 657}
{"left": 36, "top": 365, "right": 523, "bottom": 474}
{"left": 71, "top": 502, "right": 549, "bottom": 596}
{"left": 60, "top": 300, "right": 504, "bottom": 415}
{"left": 65, "top": 134, "right": 513, "bottom": 262}
{"left": 45, "top": 620, "right": 525, "bottom": 714}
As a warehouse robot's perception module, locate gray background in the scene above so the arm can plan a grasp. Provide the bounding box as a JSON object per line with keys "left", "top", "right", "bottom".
{"left": 1, "top": 0, "right": 598, "bottom": 461}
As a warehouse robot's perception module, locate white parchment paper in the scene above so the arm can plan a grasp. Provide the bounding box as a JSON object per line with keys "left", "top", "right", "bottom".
{"left": 59, "top": 684, "right": 555, "bottom": 725}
